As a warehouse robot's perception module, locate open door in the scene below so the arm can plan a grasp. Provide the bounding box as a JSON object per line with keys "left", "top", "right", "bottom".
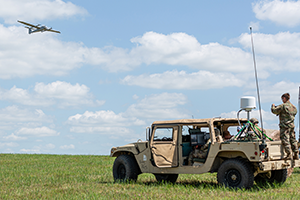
{"left": 150, "top": 126, "right": 178, "bottom": 168}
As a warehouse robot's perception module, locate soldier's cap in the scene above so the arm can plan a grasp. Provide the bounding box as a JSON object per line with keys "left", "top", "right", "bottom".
{"left": 250, "top": 118, "right": 259, "bottom": 124}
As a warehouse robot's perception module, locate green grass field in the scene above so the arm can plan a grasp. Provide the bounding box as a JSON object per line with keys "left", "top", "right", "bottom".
{"left": 1, "top": 154, "right": 300, "bottom": 199}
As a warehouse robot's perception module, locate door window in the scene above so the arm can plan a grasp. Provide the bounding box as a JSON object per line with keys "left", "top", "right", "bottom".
{"left": 153, "top": 127, "right": 173, "bottom": 141}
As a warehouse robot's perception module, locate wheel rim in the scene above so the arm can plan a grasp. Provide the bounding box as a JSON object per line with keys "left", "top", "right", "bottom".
{"left": 225, "top": 169, "right": 242, "bottom": 187}
{"left": 117, "top": 164, "right": 126, "bottom": 179}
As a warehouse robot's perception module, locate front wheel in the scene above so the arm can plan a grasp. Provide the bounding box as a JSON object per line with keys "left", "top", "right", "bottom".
{"left": 217, "top": 159, "right": 254, "bottom": 189}
{"left": 113, "top": 155, "right": 140, "bottom": 182}
{"left": 154, "top": 174, "right": 178, "bottom": 183}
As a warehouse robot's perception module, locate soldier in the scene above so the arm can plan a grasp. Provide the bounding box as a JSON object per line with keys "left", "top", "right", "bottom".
{"left": 249, "top": 118, "right": 263, "bottom": 139}
{"left": 223, "top": 130, "right": 233, "bottom": 140}
{"left": 271, "top": 93, "right": 299, "bottom": 160}
{"left": 188, "top": 143, "right": 209, "bottom": 165}
{"left": 188, "top": 130, "right": 222, "bottom": 165}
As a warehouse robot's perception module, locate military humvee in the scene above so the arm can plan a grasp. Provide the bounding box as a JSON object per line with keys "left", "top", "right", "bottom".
{"left": 110, "top": 117, "right": 300, "bottom": 188}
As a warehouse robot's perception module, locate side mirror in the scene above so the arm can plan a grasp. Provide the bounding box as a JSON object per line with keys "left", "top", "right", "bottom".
{"left": 146, "top": 127, "right": 151, "bottom": 141}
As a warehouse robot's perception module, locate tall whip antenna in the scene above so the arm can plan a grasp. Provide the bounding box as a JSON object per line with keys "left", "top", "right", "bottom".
{"left": 250, "top": 27, "right": 264, "bottom": 139}
{"left": 298, "top": 86, "right": 300, "bottom": 142}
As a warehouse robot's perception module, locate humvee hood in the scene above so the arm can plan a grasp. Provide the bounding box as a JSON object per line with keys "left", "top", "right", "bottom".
{"left": 117, "top": 143, "right": 135, "bottom": 148}
{"left": 111, "top": 141, "right": 148, "bottom": 156}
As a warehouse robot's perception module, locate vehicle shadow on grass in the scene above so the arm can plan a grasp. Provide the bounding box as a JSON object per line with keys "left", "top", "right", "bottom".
{"left": 142, "top": 180, "right": 219, "bottom": 189}
{"left": 106, "top": 179, "right": 218, "bottom": 189}
{"left": 106, "top": 179, "right": 279, "bottom": 191}
{"left": 132, "top": 180, "right": 280, "bottom": 191}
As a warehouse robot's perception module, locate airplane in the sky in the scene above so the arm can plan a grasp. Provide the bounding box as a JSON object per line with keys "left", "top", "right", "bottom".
{"left": 17, "top": 20, "right": 61, "bottom": 34}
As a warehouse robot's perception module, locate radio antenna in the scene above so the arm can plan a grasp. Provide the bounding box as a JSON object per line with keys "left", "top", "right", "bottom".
{"left": 298, "top": 86, "right": 300, "bottom": 142}
{"left": 250, "top": 27, "right": 264, "bottom": 139}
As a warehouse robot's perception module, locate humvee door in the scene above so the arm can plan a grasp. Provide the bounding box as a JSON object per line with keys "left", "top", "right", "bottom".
{"left": 150, "top": 126, "right": 178, "bottom": 168}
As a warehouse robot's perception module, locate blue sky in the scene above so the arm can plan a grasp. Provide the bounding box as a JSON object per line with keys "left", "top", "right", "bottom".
{"left": 0, "top": 0, "right": 300, "bottom": 155}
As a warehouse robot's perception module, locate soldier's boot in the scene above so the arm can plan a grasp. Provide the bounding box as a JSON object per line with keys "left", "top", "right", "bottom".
{"left": 284, "top": 153, "right": 292, "bottom": 160}
{"left": 293, "top": 153, "right": 299, "bottom": 160}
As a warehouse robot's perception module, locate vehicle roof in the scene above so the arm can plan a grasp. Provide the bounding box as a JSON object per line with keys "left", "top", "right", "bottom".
{"left": 152, "top": 118, "right": 249, "bottom": 125}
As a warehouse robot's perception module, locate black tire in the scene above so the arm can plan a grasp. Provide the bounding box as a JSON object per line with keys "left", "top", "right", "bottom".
{"left": 154, "top": 174, "right": 178, "bottom": 183}
{"left": 217, "top": 159, "right": 254, "bottom": 189}
{"left": 113, "top": 155, "right": 140, "bottom": 182}
{"left": 255, "top": 169, "right": 287, "bottom": 185}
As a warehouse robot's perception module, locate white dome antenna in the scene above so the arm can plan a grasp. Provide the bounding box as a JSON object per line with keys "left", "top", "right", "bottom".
{"left": 241, "top": 96, "right": 256, "bottom": 111}
{"left": 240, "top": 96, "right": 256, "bottom": 120}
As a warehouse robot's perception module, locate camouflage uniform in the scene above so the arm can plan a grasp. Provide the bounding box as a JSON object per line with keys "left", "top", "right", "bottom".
{"left": 188, "top": 140, "right": 210, "bottom": 165}
{"left": 250, "top": 125, "right": 263, "bottom": 139}
{"left": 249, "top": 118, "right": 263, "bottom": 139}
{"left": 271, "top": 101, "right": 298, "bottom": 156}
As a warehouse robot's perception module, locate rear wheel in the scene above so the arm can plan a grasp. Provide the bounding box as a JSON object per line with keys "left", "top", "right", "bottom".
{"left": 217, "top": 159, "right": 254, "bottom": 189}
{"left": 113, "top": 155, "right": 140, "bottom": 182}
{"left": 154, "top": 174, "right": 178, "bottom": 183}
{"left": 255, "top": 169, "right": 287, "bottom": 185}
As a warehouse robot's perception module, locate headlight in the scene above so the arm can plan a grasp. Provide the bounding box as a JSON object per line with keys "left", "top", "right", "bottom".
{"left": 110, "top": 147, "right": 117, "bottom": 155}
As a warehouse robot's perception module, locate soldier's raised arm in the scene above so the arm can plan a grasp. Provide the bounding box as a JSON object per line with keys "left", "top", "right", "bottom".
{"left": 271, "top": 103, "right": 283, "bottom": 115}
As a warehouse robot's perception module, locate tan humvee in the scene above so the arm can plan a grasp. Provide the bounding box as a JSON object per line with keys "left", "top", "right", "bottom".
{"left": 110, "top": 117, "right": 300, "bottom": 188}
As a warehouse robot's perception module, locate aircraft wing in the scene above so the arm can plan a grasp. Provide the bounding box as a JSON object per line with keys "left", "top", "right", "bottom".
{"left": 17, "top": 20, "right": 39, "bottom": 28}
{"left": 47, "top": 29, "right": 61, "bottom": 34}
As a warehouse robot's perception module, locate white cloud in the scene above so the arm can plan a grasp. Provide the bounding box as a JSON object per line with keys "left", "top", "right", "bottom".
{"left": 0, "top": 106, "right": 55, "bottom": 141}
{"left": 70, "top": 126, "right": 132, "bottom": 134}
{"left": 238, "top": 31, "right": 300, "bottom": 72}
{"left": 67, "top": 110, "right": 145, "bottom": 134}
{"left": 125, "top": 93, "right": 190, "bottom": 119}
{"left": 46, "top": 143, "right": 55, "bottom": 149}
{"left": 1, "top": 25, "right": 298, "bottom": 88}
{"left": 0, "top": 86, "right": 55, "bottom": 107}
{"left": 3, "top": 133, "right": 27, "bottom": 141}
{"left": 0, "top": 29, "right": 266, "bottom": 80}
{"left": 220, "top": 109, "right": 277, "bottom": 122}
{"left": 0, "top": 1, "right": 89, "bottom": 80}
{"left": 15, "top": 126, "right": 59, "bottom": 137}
{"left": 0, "top": 142, "right": 19, "bottom": 148}
{"left": 75, "top": 31, "right": 253, "bottom": 73}
{"left": 220, "top": 109, "right": 278, "bottom": 130}
{"left": 249, "top": 21, "right": 260, "bottom": 31}
{"left": 0, "top": 81, "right": 105, "bottom": 108}
{"left": 244, "top": 81, "right": 300, "bottom": 104}
{"left": 253, "top": 0, "right": 300, "bottom": 27}
{"left": 60, "top": 144, "right": 75, "bottom": 149}
{"left": 122, "top": 70, "right": 244, "bottom": 89}
{"left": 34, "top": 81, "right": 105, "bottom": 107}
{"left": 68, "top": 110, "right": 144, "bottom": 126}
{"left": 0, "top": 106, "right": 52, "bottom": 124}
{"left": 239, "top": 32, "right": 300, "bottom": 58}
{"left": 0, "top": 25, "right": 88, "bottom": 79}
{"left": 0, "top": 0, "right": 88, "bottom": 24}
{"left": 87, "top": 31, "right": 300, "bottom": 83}
{"left": 20, "top": 148, "right": 41, "bottom": 153}
{"left": 67, "top": 93, "right": 189, "bottom": 134}
{"left": 128, "top": 32, "right": 252, "bottom": 73}
{"left": 132, "top": 94, "right": 139, "bottom": 100}
{"left": 20, "top": 143, "right": 56, "bottom": 153}
{"left": 35, "top": 81, "right": 89, "bottom": 99}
